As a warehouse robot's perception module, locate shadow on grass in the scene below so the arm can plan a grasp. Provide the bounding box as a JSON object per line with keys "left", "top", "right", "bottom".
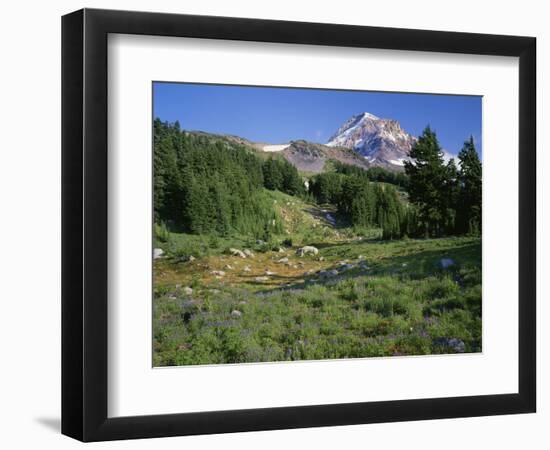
{"left": 303, "top": 206, "right": 351, "bottom": 230}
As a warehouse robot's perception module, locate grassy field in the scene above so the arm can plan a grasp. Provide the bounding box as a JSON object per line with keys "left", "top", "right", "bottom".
{"left": 153, "top": 191, "right": 481, "bottom": 366}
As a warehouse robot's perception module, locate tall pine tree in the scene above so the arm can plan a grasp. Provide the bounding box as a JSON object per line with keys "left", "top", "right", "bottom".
{"left": 457, "top": 136, "right": 482, "bottom": 234}
{"left": 404, "top": 126, "right": 448, "bottom": 237}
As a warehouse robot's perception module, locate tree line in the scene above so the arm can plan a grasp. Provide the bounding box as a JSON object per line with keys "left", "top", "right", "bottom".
{"left": 154, "top": 119, "right": 302, "bottom": 238}
{"left": 154, "top": 119, "right": 481, "bottom": 241}
{"left": 332, "top": 162, "right": 409, "bottom": 189}
{"left": 309, "top": 126, "right": 481, "bottom": 239}
{"left": 309, "top": 166, "right": 406, "bottom": 239}
{"left": 404, "top": 126, "right": 481, "bottom": 237}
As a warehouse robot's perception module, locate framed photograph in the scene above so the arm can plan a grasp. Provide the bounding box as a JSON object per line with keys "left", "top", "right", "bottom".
{"left": 62, "top": 8, "right": 536, "bottom": 442}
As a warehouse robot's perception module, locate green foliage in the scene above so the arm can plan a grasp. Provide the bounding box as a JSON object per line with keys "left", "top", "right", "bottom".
{"left": 333, "top": 162, "right": 409, "bottom": 189}
{"left": 405, "top": 127, "right": 482, "bottom": 238}
{"left": 154, "top": 120, "right": 285, "bottom": 237}
{"left": 309, "top": 172, "right": 344, "bottom": 204}
{"left": 456, "top": 137, "right": 482, "bottom": 235}
{"left": 154, "top": 121, "right": 306, "bottom": 238}
{"left": 404, "top": 126, "right": 450, "bottom": 237}
{"left": 310, "top": 169, "right": 403, "bottom": 238}
{"left": 262, "top": 156, "right": 304, "bottom": 196}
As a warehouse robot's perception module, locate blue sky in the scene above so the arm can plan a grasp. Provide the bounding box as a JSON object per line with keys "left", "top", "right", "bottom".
{"left": 153, "top": 82, "right": 482, "bottom": 156}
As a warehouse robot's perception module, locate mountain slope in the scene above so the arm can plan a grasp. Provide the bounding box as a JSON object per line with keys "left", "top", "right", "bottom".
{"left": 281, "top": 140, "right": 370, "bottom": 173}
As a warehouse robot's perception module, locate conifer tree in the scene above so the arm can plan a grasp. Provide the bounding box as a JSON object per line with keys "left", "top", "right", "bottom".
{"left": 457, "top": 136, "right": 482, "bottom": 234}
{"left": 404, "top": 126, "right": 448, "bottom": 237}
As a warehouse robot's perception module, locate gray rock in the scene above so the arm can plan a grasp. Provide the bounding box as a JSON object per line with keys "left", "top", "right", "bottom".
{"left": 210, "top": 270, "right": 225, "bottom": 277}
{"left": 255, "top": 276, "right": 269, "bottom": 282}
{"left": 153, "top": 248, "right": 164, "bottom": 259}
{"left": 231, "top": 310, "right": 242, "bottom": 318}
{"left": 182, "top": 286, "right": 193, "bottom": 295}
{"left": 277, "top": 257, "right": 289, "bottom": 264}
{"left": 318, "top": 269, "right": 339, "bottom": 279}
{"left": 243, "top": 249, "right": 255, "bottom": 258}
{"left": 439, "top": 258, "right": 456, "bottom": 269}
{"left": 296, "top": 246, "right": 319, "bottom": 257}
{"left": 243, "top": 265, "right": 252, "bottom": 272}
{"left": 188, "top": 255, "right": 196, "bottom": 262}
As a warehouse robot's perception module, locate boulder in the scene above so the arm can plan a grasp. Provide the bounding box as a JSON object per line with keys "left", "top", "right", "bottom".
{"left": 182, "top": 286, "right": 193, "bottom": 295}
{"left": 153, "top": 248, "right": 164, "bottom": 259}
{"left": 243, "top": 249, "right": 255, "bottom": 258}
{"left": 277, "top": 257, "right": 289, "bottom": 264}
{"left": 229, "top": 248, "right": 247, "bottom": 258}
{"left": 296, "top": 246, "right": 319, "bottom": 257}
{"left": 231, "top": 310, "right": 242, "bottom": 318}
{"left": 210, "top": 270, "right": 225, "bottom": 277}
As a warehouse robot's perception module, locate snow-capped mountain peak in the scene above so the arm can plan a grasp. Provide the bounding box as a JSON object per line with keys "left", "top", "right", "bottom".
{"left": 326, "top": 112, "right": 417, "bottom": 170}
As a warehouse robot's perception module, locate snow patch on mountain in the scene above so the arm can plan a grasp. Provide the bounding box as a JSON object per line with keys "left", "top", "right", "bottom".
{"left": 262, "top": 144, "right": 290, "bottom": 152}
{"left": 388, "top": 158, "right": 407, "bottom": 167}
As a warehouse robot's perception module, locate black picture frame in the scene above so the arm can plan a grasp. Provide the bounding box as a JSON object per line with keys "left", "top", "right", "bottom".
{"left": 62, "top": 8, "right": 536, "bottom": 442}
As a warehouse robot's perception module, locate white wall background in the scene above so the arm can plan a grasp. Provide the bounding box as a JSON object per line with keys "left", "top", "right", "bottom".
{"left": 0, "top": 0, "right": 546, "bottom": 448}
